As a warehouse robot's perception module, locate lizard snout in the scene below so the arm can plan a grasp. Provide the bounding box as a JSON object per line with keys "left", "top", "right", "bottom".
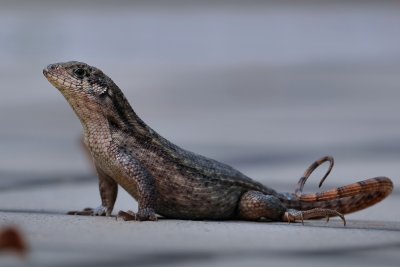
{"left": 46, "top": 63, "right": 59, "bottom": 71}
{"left": 43, "top": 64, "right": 60, "bottom": 77}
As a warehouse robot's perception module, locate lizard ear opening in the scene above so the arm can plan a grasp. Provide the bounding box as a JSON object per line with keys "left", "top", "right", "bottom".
{"left": 96, "top": 86, "right": 114, "bottom": 98}
{"left": 96, "top": 87, "right": 109, "bottom": 96}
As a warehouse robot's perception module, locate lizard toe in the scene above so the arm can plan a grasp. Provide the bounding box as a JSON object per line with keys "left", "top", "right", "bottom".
{"left": 282, "top": 208, "right": 346, "bottom": 226}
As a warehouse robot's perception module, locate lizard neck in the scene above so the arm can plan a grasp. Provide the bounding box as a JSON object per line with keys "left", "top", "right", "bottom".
{"left": 104, "top": 87, "right": 155, "bottom": 142}
{"left": 62, "top": 82, "right": 160, "bottom": 151}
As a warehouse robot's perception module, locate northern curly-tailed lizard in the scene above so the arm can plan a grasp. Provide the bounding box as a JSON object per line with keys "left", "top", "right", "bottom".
{"left": 43, "top": 61, "right": 393, "bottom": 224}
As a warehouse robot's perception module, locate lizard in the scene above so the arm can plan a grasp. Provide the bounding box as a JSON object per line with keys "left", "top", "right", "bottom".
{"left": 43, "top": 61, "right": 393, "bottom": 224}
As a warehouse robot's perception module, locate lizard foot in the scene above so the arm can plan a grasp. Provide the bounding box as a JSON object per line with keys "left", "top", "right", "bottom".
{"left": 137, "top": 208, "right": 158, "bottom": 221}
{"left": 117, "top": 209, "right": 158, "bottom": 221}
{"left": 283, "top": 208, "right": 346, "bottom": 226}
{"left": 117, "top": 210, "right": 136, "bottom": 221}
{"left": 67, "top": 205, "right": 110, "bottom": 216}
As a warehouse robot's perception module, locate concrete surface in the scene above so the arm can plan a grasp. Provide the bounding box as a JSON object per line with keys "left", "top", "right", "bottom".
{"left": 0, "top": 1, "right": 399, "bottom": 266}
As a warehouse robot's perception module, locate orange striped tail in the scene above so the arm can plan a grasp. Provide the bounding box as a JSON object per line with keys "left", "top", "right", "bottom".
{"left": 295, "top": 176, "right": 393, "bottom": 214}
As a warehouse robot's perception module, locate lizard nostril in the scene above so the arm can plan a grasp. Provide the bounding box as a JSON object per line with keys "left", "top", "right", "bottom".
{"left": 47, "top": 64, "right": 58, "bottom": 70}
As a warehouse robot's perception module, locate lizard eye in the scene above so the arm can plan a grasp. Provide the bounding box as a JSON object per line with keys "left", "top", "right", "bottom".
{"left": 73, "top": 68, "right": 86, "bottom": 78}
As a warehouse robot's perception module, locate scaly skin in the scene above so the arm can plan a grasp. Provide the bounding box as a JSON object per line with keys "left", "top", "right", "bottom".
{"left": 43, "top": 61, "right": 393, "bottom": 224}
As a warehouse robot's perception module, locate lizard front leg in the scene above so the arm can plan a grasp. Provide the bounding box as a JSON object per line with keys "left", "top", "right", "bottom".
{"left": 68, "top": 164, "right": 118, "bottom": 216}
{"left": 114, "top": 151, "right": 158, "bottom": 221}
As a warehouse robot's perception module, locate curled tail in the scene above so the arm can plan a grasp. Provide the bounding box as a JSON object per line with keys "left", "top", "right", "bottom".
{"left": 295, "top": 176, "right": 393, "bottom": 214}
{"left": 285, "top": 156, "right": 394, "bottom": 215}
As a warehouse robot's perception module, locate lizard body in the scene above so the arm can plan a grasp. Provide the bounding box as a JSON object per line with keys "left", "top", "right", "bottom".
{"left": 43, "top": 61, "right": 393, "bottom": 223}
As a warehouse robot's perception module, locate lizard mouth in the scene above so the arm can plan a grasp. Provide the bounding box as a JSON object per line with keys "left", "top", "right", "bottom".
{"left": 43, "top": 64, "right": 79, "bottom": 92}
{"left": 43, "top": 67, "right": 55, "bottom": 82}
{"left": 43, "top": 65, "right": 65, "bottom": 90}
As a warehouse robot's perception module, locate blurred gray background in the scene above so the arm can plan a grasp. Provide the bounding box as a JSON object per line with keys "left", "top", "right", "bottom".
{"left": 0, "top": 1, "right": 399, "bottom": 266}
{"left": 1, "top": 0, "right": 400, "bottom": 178}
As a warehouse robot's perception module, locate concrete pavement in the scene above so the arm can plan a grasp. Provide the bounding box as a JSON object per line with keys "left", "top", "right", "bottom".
{"left": 0, "top": 161, "right": 398, "bottom": 267}
{"left": 1, "top": 1, "right": 400, "bottom": 266}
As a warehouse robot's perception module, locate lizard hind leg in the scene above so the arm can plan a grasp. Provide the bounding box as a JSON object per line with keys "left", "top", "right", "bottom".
{"left": 238, "top": 191, "right": 346, "bottom": 225}
{"left": 238, "top": 191, "right": 287, "bottom": 221}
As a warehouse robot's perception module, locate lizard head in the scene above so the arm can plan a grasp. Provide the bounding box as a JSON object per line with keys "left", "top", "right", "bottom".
{"left": 43, "top": 61, "right": 131, "bottom": 129}
{"left": 44, "top": 61, "right": 140, "bottom": 133}
{"left": 43, "top": 61, "right": 112, "bottom": 98}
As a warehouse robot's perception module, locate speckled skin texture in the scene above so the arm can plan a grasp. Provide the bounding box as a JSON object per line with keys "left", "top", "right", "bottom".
{"left": 43, "top": 61, "right": 393, "bottom": 223}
